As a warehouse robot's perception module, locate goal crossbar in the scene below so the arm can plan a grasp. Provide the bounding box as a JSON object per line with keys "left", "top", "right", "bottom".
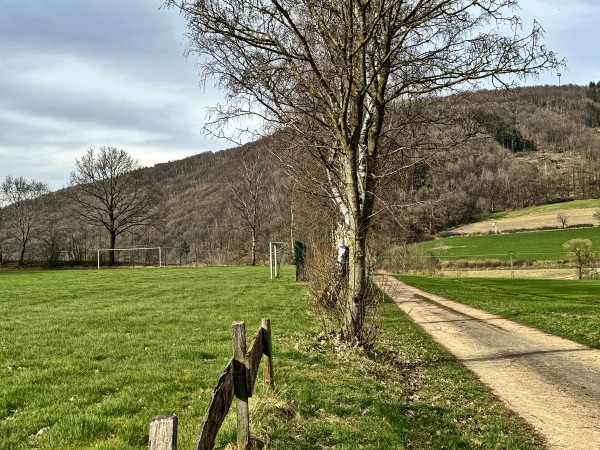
{"left": 97, "top": 247, "right": 162, "bottom": 269}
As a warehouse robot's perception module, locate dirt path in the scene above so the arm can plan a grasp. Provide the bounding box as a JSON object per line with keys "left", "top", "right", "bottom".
{"left": 374, "top": 275, "right": 600, "bottom": 450}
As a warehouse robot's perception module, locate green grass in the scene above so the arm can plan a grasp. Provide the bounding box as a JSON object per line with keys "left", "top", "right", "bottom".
{"left": 423, "top": 227, "right": 600, "bottom": 261}
{"left": 266, "top": 299, "right": 544, "bottom": 449}
{"left": 0, "top": 267, "right": 543, "bottom": 449}
{"left": 1, "top": 267, "right": 307, "bottom": 450}
{"left": 396, "top": 275, "right": 600, "bottom": 349}
{"left": 489, "top": 199, "right": 600, "bottom": 220}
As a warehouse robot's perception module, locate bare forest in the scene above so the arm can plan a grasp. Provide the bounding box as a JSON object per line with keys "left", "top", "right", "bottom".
{"left": 2, "top": 84, "right": 600, "bottom": 269}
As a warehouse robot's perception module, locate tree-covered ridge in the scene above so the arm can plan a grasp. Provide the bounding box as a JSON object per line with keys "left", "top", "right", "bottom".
{"left": 3, "top": 84, "right": 600, "bottom": 266}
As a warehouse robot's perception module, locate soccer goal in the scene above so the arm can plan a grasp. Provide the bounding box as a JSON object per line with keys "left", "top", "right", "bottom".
{"left": 269, "top": 242, "right": 288, "bottom": 278}
{"left": 97, "top": 247, "right": 163, "bottom": 269}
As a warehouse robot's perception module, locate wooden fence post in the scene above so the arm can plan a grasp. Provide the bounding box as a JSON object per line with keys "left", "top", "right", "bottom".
{"left": 262, "top": 318, "right": 274, "bottom": 390}
{"left": 149, "top": 415, "right": 178, "bottom": 450}
{"left": 232, "top": 322, "right": 249, "bottom": 450}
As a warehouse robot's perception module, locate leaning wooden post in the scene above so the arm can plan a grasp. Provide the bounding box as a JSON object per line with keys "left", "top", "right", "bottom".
{"left": 232, "top": 322, "right": 249, "bottom": 450}
{"left": 262, "top": 318, "right": 274, "bottom": 389}
{"left": 149, "top": 415, "right": 178, "bottom": 450}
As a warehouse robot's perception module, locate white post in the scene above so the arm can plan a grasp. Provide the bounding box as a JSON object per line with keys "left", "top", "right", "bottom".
{"left": 269, "top": 242, "right": 273, "bottom": 279}
{"left": 97, "top": 250, "right": 100, "bottom": 270}
{"left": 159, "top": 247, "right": 162, "bottom": 267}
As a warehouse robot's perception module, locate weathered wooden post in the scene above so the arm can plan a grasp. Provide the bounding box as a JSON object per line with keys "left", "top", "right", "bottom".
{"left": 262, "top": 318, "right": 274, "bottom": 389}
{"left": 150, "top": 319, "right": 274, "bottom": 450}
{"left": 232, "top": 322, "right": 249, "bottom": 450}
{"left": 149, "top": 415, "right": 178, "bottom": 450}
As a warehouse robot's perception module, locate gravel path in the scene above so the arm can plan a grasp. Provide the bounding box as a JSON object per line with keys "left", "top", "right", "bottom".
{"left": 374, "top": 275, "right": 600, "bottom": 450}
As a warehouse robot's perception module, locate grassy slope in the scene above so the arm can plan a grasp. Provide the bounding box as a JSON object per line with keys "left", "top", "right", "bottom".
{"left": 0, "top": 268, "right": 543, "bottom": 449}
{"left": 423, "top": 227, "right": 600, "bottom": 261}
{"left": 489, "top": 199, "right": 600, "bottom": 220}
{"left": 396, "top": 276, "right": 600, "bottom": 349}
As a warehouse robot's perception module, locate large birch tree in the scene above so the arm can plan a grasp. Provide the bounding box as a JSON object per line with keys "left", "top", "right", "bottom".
{"left": 164, "top": 0, "right": 560, "bottom": 342}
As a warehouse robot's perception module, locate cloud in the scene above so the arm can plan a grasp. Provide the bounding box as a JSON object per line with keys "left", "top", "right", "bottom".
{"left": 517, "top": 0, "right": 600, "bottom": 85}
{"left": 1, "top": 0, "right": 598, "bottom": 189}
{"left": 0, "top": 0, "right": 229, "bottom": 189}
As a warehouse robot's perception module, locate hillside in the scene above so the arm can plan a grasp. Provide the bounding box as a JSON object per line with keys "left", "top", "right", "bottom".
{"left": 3, "top": 83, "right": 600, "bottom": 266}
{"left": 375, "top": 83, "right": 600, "bottom": 243}
{"left": 451, "top": 200, "right": 600, "bottom": 235}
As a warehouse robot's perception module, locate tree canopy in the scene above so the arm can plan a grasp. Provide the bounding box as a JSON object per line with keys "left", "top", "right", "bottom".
{"left": 166, "top": 0, "right": 561, "bottom": 342}
{"left": 68, "top": 147, "right": 160, "bottom": 265}
{"left": 1, "top": 175, "right": 49, "bottom": 264}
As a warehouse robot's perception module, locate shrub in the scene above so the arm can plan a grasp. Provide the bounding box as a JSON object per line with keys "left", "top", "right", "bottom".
{"left": 380, "top": 244, "right": 439, "bottom": 275}
{"left": 567, "top": 223, "right": 594, "bottom": 229}
{"left": 436, "top": 231, "right": 462, "bottom": 238}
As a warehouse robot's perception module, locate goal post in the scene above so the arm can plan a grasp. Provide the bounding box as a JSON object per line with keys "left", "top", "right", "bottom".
{"left": 269, "top": 242, "right": 288, "bottom": 278}
{"left": 97, "top": 247, "right": 163, "bottom": 269}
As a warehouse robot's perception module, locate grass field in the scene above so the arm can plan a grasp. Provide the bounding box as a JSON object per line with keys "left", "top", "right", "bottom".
{"left": 489, "top": 199, "right": 600, "bottom": 220}
{"left": 422, "top": 227, "right": 600, "bottom": 262}
{"left": 396, "top": 275, "right": 600, "bottom": 349}
{"left": 1, "top": 267, "right": 544, "bottom": 449}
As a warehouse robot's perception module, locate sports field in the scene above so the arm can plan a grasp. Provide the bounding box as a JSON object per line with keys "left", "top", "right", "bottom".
{"left": 1, "top": 267, "right": 308, "bottom": 449}
{"left": 1, "top": 267, "right": 544, "bottom": 449}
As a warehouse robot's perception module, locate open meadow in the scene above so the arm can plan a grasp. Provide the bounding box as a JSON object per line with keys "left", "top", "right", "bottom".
{"left": 1, "top": 267, "right": 544, "bottom": 449}
{"left": 422, "top": 227, "right": 600, "bottom": 262}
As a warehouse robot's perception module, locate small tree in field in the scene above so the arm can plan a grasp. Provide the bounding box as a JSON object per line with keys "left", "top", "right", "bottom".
{"left": 68, "top": 147, "right": 160, "bottom": 266}
{"left": 557, "top": 212, "right": 569, "bottom": 229}
{"left": 563, "top": 238, "right": 595, "bottom": 280}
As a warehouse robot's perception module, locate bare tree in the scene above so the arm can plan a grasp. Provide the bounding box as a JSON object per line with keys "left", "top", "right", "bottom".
{"left": 226, "top": 148, "right": 266, "bottom": 266}
{"left": 1, "top": 175, "right": 50, "bottom": 265}
{"left": 68, "top": 147, "right": 160, "bottom": 266}
{"left": 557, "top": 212, "right": 569, "bottom": 229}
{"left": 165, "top": 0, "right": 561, "bottom": 342}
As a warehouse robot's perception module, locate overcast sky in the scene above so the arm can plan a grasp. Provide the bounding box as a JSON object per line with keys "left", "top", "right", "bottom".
{"left": 1, "top": 0, "right": 598, "bottom": 191}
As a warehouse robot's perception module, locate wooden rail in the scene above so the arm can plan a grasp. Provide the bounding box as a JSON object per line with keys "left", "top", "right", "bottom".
{"left": 148, "top": 318, "right": 274, "bottom": 450}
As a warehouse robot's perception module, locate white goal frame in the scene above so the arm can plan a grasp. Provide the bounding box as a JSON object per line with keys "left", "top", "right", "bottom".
{"left": 269, "top": 242, "right": 288, "bottom": 278}
{"left": 97, "top": 247, "right": 163, "bottom": 269}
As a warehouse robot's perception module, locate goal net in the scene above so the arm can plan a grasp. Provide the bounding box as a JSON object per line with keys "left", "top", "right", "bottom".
{"left": 269, "top": 242, "right": 289, "bottom": 278}
{"left": 97, "top": 247, "right": 163, "bottom": 269}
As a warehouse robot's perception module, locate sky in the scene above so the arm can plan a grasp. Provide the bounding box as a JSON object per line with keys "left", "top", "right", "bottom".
{"left": 1, "top": 0, "right": 599, "bottom": 191}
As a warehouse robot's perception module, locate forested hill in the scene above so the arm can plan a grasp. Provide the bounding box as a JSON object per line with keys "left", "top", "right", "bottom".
{"left": 3, "top": 83, "right": 600, "bottom": 265}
